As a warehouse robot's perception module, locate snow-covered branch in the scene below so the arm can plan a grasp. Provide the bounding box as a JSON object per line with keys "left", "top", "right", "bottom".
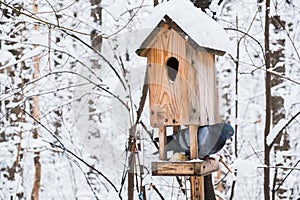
{"left": 267, "top": 111, "right": 300, "bottom": 147}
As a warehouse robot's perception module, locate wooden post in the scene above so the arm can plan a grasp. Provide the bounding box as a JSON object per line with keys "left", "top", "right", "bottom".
{"left": 159, "top": 126, "right": 167, "bottom": 160}
{"left": 189, "top": 125, "right": 204, "bottom": 200}
{"left": 128, "top": 127, "right": 136, "bottom": 200}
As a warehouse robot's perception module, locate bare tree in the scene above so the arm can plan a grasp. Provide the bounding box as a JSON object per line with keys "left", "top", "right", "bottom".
{"left": 264, "top": 0, "right": 272, "bottom": 199}
{"left": 31, "top": 1, "right": 41, "bottom": 199}
{"left": 270, "top": 14, "right": 288, "bottom": 200}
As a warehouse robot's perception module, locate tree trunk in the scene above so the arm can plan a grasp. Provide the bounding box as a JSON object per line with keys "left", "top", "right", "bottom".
{"left": 230, "top": 16, "right": 240, "bottom": 200}
{"left": 264, "top": 0, "right": 271, "bottom": 199}
{"left": 13, "top": 48, "right": 25, "bottom": 175}
{"left": 270, "top": 15, "right": 288, "bottom": 200}
{"left": 89, "top": 0, "right": 102, "bottom": 120}
{"left": 90, "top": 0, "right": 102, "bottom": 52}
{"left": 31, "top": 1, "right": 41, "bottom": 199}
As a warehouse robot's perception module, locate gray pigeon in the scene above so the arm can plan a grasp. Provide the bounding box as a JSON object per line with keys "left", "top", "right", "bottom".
{"left": 162, "top": 123, "right": 234, "bottom": 159}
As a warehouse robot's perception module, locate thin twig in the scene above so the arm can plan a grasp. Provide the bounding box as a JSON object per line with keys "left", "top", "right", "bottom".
{"left": 151, "top": 184, "right": 165, "bottom": 200}
{"left": 24, "top": 110, "right": 119, "bottom": 195}
{"left": 104, "top": 0, "right": 145, "bottom": 39}
{"left": 60, "top": 30, "right": 127, "bottom": 90}
{"left": 275, "top": 160, "right": 300, "bottom": 192}
{"left": 1, "top": 1, "right": 90, "bottom": 35}
{"left": 257, "top": 165, "right": 300, "bottom": 171}
{"left": 224, "top": 27, "right": 265, "bottom": 59}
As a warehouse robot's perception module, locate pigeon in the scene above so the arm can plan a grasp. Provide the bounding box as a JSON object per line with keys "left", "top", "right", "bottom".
{"left": 160, "top": 123, "right": 234, "bottom": 159}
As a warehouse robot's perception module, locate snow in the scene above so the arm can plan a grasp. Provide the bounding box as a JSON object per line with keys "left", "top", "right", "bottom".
{"left": 0, "top": 48, "right": 16, "bottom": 68}
{"left": 28, "top": 30, "right": 48, "bottom": 46}
{"left": 1, "top": 0, "right": 300, "bottom": 199}
{"left": 232, "top": 158, "right": 260, "bottom": 177}
{"left": 138, "top": 0, "right": 234, "bottom": 55}
{"left": 0, "top": 46, "right": 44, "bottom": 71}
{"left": 267, "top": 118, "right": 287, "bottom": 146}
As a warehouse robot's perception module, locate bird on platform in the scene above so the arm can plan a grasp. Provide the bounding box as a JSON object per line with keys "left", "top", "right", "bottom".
{"left": 157, "top": 123, "right": 234, "bottom": 159}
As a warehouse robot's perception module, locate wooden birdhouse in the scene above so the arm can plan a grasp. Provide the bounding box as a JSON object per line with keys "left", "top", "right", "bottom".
{"left": 136, "top": 1, "right": 231, "bottom": 199}
{"left": 136, "top": 3, "right": 230, "bottom": 128}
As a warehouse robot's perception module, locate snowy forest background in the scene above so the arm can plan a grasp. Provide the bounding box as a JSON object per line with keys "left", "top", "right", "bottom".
{"left": 0, "top": 0, "right": 300, "bottom": 199}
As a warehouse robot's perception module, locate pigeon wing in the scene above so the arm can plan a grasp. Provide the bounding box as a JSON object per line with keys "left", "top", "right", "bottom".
{"left": 164, "top": 129, "right": 190, "bottom": 153}
{"left": 208, "top": 123, "right": 228, "bottom": 155}
{"left": 198, "top": 124, "right": 224, "bottom": 157}
{"left": 197, "top": 126, "right": 211, "bottom": 158}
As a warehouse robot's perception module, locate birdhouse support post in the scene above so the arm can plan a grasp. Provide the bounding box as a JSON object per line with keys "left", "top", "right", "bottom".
{"left": 159, "top": 126, "right": 167, "bottom": 160}
{"left": 189, "top": 124, "right": 205, "bottom": 200}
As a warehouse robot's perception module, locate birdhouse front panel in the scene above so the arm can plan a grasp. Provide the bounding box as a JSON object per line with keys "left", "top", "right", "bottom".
{"left": 147, "top": 26, "right": 190, "bottom": 127}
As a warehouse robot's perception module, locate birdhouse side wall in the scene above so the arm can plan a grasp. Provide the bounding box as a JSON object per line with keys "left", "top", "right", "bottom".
{"left": 186, "top": 44, "right": 220, "bottom": 125}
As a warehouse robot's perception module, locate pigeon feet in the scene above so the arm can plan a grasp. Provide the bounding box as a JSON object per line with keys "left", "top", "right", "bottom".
{"left": 201, "top": 155, "right": 215, "bottom": 161}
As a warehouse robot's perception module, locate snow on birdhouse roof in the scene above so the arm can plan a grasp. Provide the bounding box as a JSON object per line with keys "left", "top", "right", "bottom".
{"left": 136, "top": 0, "right": 233, "bottom": 56}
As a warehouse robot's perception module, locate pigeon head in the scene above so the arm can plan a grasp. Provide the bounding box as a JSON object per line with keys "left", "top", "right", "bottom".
{"left": 222, "top": 123, "right": 235, "bottom": 139}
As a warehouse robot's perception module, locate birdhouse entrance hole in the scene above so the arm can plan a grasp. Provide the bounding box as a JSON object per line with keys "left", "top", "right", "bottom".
{"left": 166, "top": 57, "right": 179, "bottom": 82}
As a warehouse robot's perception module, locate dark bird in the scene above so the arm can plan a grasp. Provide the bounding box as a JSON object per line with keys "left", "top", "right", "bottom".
{"left": 190, "top": 0, "right": 222, "bottom": 20}
{"left": 191, "top": 0, "right": 212, "bottom": 12}
{"left": 161, "top": 123, "right": 234, "bottom": 159}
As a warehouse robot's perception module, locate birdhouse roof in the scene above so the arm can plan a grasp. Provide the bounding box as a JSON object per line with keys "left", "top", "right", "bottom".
{"left": 136, "top": 0, "right": 232, "bottom": 56}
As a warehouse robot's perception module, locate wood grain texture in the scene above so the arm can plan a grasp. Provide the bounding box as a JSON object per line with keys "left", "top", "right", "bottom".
{"left": 192, "top": 176, "right": 205, "bottom": 200}
{"left": 159, "top": 126, "right": 167, "bottom": 160}
{"left": 146, "top": 24, "right": 220, "bottom": 127}
{"left": 147, "top": 25, "right": 189, "bottom": 127}
{"left": 186, "top": 45, "right": 219, "bottom": 125}
{"left": 152, "top": 160, "right": 219, "bottom": 176}
{"left": 189, "top": 124, "right": 204, "bottom": 200}
{"left": 189, "top": 125, "right": 199, "bottom": 159}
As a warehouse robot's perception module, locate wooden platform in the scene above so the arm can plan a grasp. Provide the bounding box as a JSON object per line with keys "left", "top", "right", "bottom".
{"left": 152, "top": 159, "right": 219, "bottom": 176}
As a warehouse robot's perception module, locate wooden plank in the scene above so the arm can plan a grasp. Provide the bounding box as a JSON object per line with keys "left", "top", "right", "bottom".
{"left": 151, "top": 160, "right": 219, "bottom": 176}
{"left": 186, "top": 48, "right": 219, "bottom": 126}
{"left": 189, "top": 125, "right": 204, "bottom": 200}
{"left": 193, "top": 177, "right": 204, "bottom": 200}
{"left": 189, "top": 125, "right": 199, "bottom": 159}
{"left": 147, "top": 26, "right": 189, "bottom": 127}
{"left": 152, "top": 162, "right": 195, "bottom": 176}
{"left": 186, "top": 45, "right": 201, "bottom": 125}
{"left": 158, "top": 126, "right": 167, "bottom": 160}
{"left": 194, "top": 160, "right": 219, "bottom": 176}
{"left": 211, "top": 54, "right": 221, "bottom": 122}
{"left": 201, "top": 51, "right": 210, "bottom": 125}
{"left": 204, "top": 52, "right": 215, "bottom": 124}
